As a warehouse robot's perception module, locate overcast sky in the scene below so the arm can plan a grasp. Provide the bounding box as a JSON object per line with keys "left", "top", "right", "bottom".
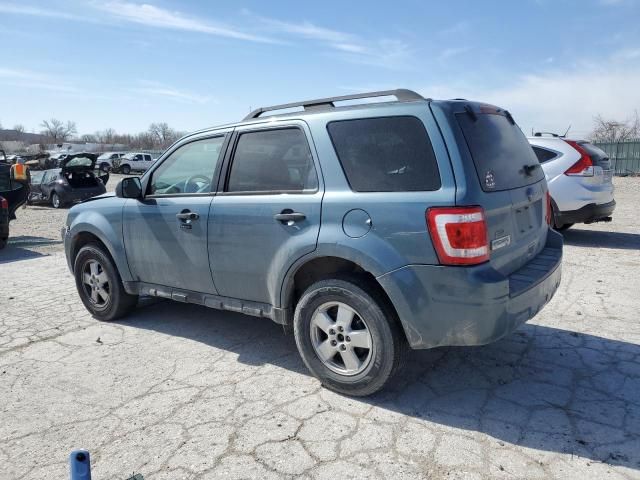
{"left": 1, "top": 0, "right": 639, "bottom": 138}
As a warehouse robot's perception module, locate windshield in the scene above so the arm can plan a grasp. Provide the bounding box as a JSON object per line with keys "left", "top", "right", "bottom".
{"left": 457, "top": 111, "right": 545, "bottom": 191}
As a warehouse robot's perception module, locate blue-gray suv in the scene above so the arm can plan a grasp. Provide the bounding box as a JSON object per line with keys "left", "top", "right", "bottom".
{"left": 63, "top": 89, "right": 563, "bottom": 396}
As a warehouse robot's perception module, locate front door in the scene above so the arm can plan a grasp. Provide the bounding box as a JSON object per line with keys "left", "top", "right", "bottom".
{"left": 210, "top": 123, "right": 322, "bottom": 305}
{"left": 123, "top": 134, "right": 228, "bottom": 293}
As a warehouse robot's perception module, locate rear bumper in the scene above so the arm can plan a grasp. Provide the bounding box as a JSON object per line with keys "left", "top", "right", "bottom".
{"left": 556, "top": 200, "right": 616, "bottom": 225}
{"left": 378, "top": 229, "right": 563, "bottom": 349}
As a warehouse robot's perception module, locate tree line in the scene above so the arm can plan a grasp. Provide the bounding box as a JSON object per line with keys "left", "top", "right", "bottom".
{"left": 36, "top": 119, "right": 185, "bottom": 150}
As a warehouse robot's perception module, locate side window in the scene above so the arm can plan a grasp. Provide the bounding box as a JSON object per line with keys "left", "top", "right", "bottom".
{"left": 134, "top": 154, "right": 142, "bottom": 162}
{"left": 43, "top": 171, "right": 56, "bottom": 183}
{"left": 149, "top": 136, "right": 225, "bottom": 195}
{"left": 226, "top": 128, "right": 318, "bottom": 193}
{"left": 327, "top": 116, "right": 441, "bottom": 192}
{"left": 30, "top": 171, "right": 45, "bottom": 185}
{"left": 145, "top": 155, "right": 152, "bottom": 161}
{"left": 532, "top": 146, "right": 557, "bottom": 163}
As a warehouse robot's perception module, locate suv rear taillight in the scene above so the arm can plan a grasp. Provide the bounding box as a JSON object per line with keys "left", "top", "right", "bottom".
{"left": 545, "top": 191, "right": 552, "bottom": 226}
{"left": 426, "top": 206, "right": 490, "bottom": 266}
{"left": 0, "top": 196, "right": 7, "bottom": 210}
{"left": 563, "top": 140, "right": 593, "bottom": 176}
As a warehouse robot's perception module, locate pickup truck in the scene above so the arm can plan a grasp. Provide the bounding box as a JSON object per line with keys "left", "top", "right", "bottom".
{"left": 112, "top": 153, "right": 154, "bottom": 174}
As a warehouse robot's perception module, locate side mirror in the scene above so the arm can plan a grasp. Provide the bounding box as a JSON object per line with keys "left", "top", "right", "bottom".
{"left": 115, "top": 177, "right": 142, "bottom": 199}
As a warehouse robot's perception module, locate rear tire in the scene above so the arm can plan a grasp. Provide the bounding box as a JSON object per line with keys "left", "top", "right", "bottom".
{"left": 294, "top": 277, "right": 406, "bottom": 396}
{"left": 121, "top": 164, "right": 131, "bottom": 175}
{"left": 73, "top": 244, "right": 138, "bottom": 321}
{"left": 100, "top": 163, "right": 110, "bottom": 172}
{"left": 51, "top": 192, "right": 63, "bottom": 209}
{"left": 0, "top": 237, "right": 7, "bottom": 250}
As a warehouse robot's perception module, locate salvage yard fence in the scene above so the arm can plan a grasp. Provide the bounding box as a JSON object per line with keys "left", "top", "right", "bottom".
{"left": 593, "top": 140, "right": 640, "bottom": 176}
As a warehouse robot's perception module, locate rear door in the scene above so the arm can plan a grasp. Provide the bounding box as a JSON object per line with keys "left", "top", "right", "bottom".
{"left": 209, "top": 122, "right": 322, "bottom": 305}
{"left": 455, "top": 106, "right": 548, "bottom": 275}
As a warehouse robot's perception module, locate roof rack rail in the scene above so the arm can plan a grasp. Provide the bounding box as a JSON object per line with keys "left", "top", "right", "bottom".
{"left": 243, "top": 89, "right": 425, "bottom": 121}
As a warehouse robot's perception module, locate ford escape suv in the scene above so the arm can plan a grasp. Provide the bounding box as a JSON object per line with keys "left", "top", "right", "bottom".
{"left": 63, "top": 89, "right": 562, "bottom": 396}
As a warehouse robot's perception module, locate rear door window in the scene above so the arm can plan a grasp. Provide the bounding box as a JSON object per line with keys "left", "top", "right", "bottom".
{"left": 456, "top": 111, "right": 544, "bottom": 191}
{"left": 226, "top": 128, "right": 318, "bottom": 193}
{"left": 327, "top": 116, "right": 441, "bottom": 192}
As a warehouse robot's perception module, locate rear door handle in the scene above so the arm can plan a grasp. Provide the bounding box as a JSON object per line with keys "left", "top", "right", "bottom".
{"left": 176, "top": 212, "right": 199, "bottom": 221}
{"left": 274, "top": 211, "right": 306, "bottom": 223}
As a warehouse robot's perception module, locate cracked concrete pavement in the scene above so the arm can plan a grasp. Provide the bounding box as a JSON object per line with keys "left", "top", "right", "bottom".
{"left": 0, "top": 177, "right": 639, "bottom": 479}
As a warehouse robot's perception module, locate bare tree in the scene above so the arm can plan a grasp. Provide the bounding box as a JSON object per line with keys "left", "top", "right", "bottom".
{"left": 95, "top": 128, "right": 116, "bottom": 144}
{"left": 589, "top": 111, "right": 640, "bottom": 143}
{"left": 40, "top": 118, "right": 77, "bottom": 142}
{"left": 148, "top": 122, "right": 178, "bottom": 148}
{"left": 81, "top": 134, "right": 97, "bottom": 143}
{"left": 13, "top": 124, "right": 25, "bottom": 134}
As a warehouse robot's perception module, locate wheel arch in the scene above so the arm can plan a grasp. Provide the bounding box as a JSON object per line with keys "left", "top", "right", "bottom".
{"left": 280, "top": 253, "right": 407, "bottom": 342}
{"left": 68, "top": 218, "right": 133, "bottom": 282}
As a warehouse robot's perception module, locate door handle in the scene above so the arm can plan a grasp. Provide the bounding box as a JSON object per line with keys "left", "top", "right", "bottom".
{"left": 176, "top": 211, "right": 199, "bottom": 221}
{"left": 274, "top": 211, "right": 306, "bottom": 223}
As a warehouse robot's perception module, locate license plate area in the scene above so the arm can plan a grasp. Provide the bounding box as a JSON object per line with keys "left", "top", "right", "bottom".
{"left": 514, "top": 201, "right": 541, "bottom": 237}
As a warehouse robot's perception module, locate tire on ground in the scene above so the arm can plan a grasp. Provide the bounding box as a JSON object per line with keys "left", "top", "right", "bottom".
{"left": 73, "top": 243, "right": 138, "bottom": 321}
{"left": 293, "top": 276, "right": 406, "bottom": 396}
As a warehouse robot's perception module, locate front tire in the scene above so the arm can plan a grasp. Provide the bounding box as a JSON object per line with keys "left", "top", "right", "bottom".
{"left": 73, "top": 244, "right": 138, "bottom": 321}
{"left": 294, "top": 277, "right": 406, "bottom": 396}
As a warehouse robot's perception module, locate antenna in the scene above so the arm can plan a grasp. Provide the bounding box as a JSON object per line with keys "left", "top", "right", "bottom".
{"left": 563, "top": 124, "right": 571, "bottom": 137}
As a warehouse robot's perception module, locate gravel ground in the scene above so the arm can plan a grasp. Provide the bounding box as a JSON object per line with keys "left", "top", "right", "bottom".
{"left": 0, "top": 177, "right": 639, "bottom": 479}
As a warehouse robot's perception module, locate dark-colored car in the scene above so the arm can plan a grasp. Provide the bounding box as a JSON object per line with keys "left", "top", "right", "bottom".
{"left": 0, "top": 196, "right": 9, "bottom": 249}
{"left": 0, "top": 156, "right": 30, "bottom": 249}
{"left": 29, "top": 153, "right": 109, "bottom": 208}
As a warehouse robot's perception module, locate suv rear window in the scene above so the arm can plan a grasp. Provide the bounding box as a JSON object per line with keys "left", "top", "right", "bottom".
{"left": 532, "top": 146, "right": 558, "bottom": 163}
{"left": 457, "top": 111, "right": 544, "bottom": 191}
{"left": 327, "top": 116, "right": 441, "bottom": 192}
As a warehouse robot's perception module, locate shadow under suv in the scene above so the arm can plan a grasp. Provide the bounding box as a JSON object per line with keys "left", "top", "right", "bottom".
{"left": 63, "top": 89, "right": 563, "bottom": 396}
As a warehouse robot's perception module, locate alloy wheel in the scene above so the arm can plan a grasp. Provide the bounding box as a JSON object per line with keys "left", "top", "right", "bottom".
{"left": 81, "top": 260, "right": 111, "bottom": 307}
{"left": 310, "top": 301, "right": 373, "bottom": 376}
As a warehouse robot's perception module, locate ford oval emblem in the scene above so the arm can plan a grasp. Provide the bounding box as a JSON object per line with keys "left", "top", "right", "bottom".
{"left": 484, "top": 170, "right": 496, "bottom": 189}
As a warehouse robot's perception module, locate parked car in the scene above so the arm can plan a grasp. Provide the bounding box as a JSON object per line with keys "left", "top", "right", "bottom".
{"left": 63, "top": 89, "right": 562, "bottom": 396}
{"left": 112, "top": 152, "right": 154, "bottom": 174}
{"left": 0, "top": 195, "right": 8, "bottom": 249}
{"left": 0, "top": 159, "right": 30, "bottom": 249}
{"left": 29, "top": 152, "right": 109, "bottom": 208}
{"left": 528, "top": 134, "right": 615, "bottom": 230}
{"left": 97, "top": 152, "right": 126, "bottom": 172}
